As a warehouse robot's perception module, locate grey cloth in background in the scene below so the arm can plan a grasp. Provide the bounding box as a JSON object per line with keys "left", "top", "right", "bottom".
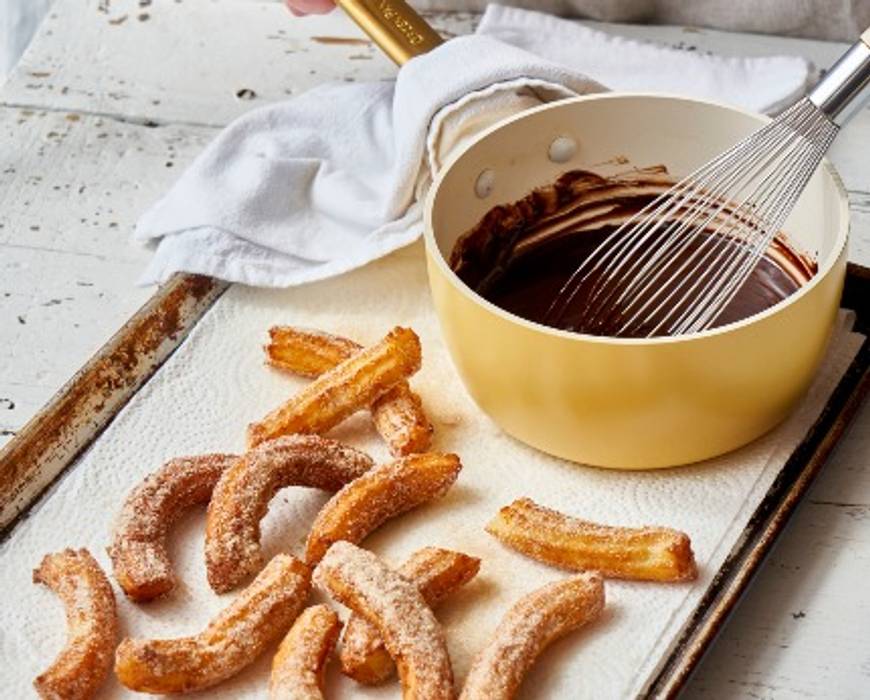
{"left": 416, "top": 1, "right": 870, "bottom": 41}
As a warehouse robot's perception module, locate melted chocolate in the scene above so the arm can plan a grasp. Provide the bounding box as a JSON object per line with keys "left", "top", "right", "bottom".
{"left": 450, "top": 167, "right": 817, "bottom": 337}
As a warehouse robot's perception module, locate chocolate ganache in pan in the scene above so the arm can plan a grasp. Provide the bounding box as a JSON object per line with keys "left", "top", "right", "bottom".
{"left": 449, "top": 166, "right": 817, "bottom": 338}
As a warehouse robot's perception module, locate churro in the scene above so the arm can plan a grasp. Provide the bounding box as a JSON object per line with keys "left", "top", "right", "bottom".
{"left": 109, "top": 453, "right": 238, "bottom": 601}
{"left": 486, "top": 498, "right": 697, "bottom": 582}
{"left": 460, "top": 573, "right": 605, "bottom": 700}
{"left": 33, "top": 548, "right": 118, "bottom": 700}
{"left": 305, "top": 452, "right": 462, "bottom": 565}
{"left": 269, "top": 604, "right": 341, "bottom": 700}
{"left": 248, "top": 326, "right": 422, "bottom": 447}
{"left": 205, "top": 435, "right": 373, "bottom": 593}
{"left": 266, "top": 327, "right": 361, "bottom": 377}
{"left": 314, "top": 541, "right": 455, "bottom": 700}
{"left": 341, "top": 546, "right": 480, "bottom": 685}
{"left": 115, "top": 553, "right": 310, "bottom": 694}
{"left": 266, "top": 326, "right": 433, "bottom": 456}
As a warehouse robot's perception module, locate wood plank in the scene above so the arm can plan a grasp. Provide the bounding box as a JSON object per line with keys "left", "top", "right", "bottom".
{"left": 1, "top": 1, "right": 854, "bottom": 127}
{"left": 0, "top": 108, "right": 216, "bottom": 446}
{"left": 847, "top": 210, "right": 870, "bottom": 268}
{"left": 1, "top": 0, "right": 476, "bottom": 126}
{"left": 684, "top": 443, "right": 870, "bottom": 698}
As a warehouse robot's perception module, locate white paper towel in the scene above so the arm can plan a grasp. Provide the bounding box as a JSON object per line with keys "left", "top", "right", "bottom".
{"left": 0, "top": 242, "right": 863, "bottom": 698}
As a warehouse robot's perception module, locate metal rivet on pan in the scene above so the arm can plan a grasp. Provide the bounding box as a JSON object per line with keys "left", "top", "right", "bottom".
{"left": 548, "top": 136, "right": 577, "bottom": 163}
{"left": 475, "top": 169, "right": 495, "bottom": 199}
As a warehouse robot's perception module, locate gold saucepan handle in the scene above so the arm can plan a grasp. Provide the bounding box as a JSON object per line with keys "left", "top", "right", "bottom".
{"left": 336, "top": 0, "right": 443, "bottom": 66}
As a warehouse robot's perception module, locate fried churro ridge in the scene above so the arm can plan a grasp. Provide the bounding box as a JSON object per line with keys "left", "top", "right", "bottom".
{"left": 341, "top": 546, "right": 481, "bottom": 685}
{"left": 460, "top": 573, "right": 605, "bottom": 700}
{"left": 115, "top": 553, "right": 311, "bottom": 694}
{"left": 266, "top": 326, "right": 433, "bottom": 456}
{"left": 108, "top": 453, "right": 238, "bottom": 601}
{"left": 487, "top": 498, "right": 697, "bottom": 582}
{"left": 205, "top": 435, "right": 374, "bottom": 593}
{"left": 314, "top": 542, "right": 455, "bottom": 700}
{"left": 266, "top": 327, "right": 360, "bottom": 377}
{"left": 305, "top": 452, "right": 462, "bottom": 565}
{"left": 33, "top": 548, "right": 118, "bottom": 700}
{"left": 249, "top": 326, "right": 422, "bottom": 447}
{"left": 269, "top": 604, "right": 341, "bottom": 700}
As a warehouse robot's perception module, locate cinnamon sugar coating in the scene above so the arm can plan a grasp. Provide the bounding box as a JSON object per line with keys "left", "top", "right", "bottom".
{"left": 460, "top": 573, "right": 605, "bottom": 700}
{"left": 341, "top": 546, "right": 480, "bottom": 685}
{"left": 487, "top": 498, "right": 698, "bottom": 582}
{"left": 115, "top": 553, "right": 311, "bottom": 694}
{"left": 305, "top": 452, "right": 462, "bottom": 565}
{"left": 269, "top": 604, "right": 341, "bottom": 700}
{"left": 266, "top": 326, "right": 433, "bottom": 456}
{"left": 205, "top": 435, "right": 374, "bottom": 593}
{"left": 33, "top": 548, "right": 118, "bottom": 700}
{"left": 248, "top": 326, "right": 422, "bottom": 447}
{"left": 109, "top": 453, "right": 238, "bottom": 601}
{"left": 314, "top": 542, "right": 455, "bottom": 700}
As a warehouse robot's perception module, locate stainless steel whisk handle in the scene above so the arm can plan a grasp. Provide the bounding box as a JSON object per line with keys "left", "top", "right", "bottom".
{"left": 808, "top": 28, "right": 870, "bottom": 125}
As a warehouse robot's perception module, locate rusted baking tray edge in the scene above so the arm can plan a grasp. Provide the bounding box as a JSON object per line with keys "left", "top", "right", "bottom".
{"left": 644, "top": 262, "right": 870, "bottom": 698}
{"left": 0, "top": 272, "right": 228, "bottom": 535}
{"left": 0, "top": 266, "right": 868, "bottom": 698}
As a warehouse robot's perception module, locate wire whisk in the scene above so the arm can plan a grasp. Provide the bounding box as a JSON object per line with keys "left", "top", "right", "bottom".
{"left": 546, "top": 29, "right": 870, "bottom": 337}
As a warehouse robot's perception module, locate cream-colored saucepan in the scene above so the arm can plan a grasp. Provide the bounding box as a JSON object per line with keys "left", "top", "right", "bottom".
{"left": 337, "top": 0, "right": 850, "bottom": 468}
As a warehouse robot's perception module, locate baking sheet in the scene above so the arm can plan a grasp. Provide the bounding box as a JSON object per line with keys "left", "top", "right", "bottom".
{"left": 0, "top": 241, "right": 864, "bottom": 698}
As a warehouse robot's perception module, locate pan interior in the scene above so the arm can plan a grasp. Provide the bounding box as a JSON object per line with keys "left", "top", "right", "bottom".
{"left": 428, "top": 93, "right": 848, "bottom": 322}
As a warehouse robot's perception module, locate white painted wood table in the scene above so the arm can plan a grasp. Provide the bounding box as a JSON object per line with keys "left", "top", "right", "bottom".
{"left": 1, "top": 1, "right": 868, "bottom": 697}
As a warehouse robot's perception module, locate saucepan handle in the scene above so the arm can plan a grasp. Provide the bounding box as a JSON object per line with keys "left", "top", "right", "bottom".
{"left": 336, "top": 0, "right": 443, "bottom": 66}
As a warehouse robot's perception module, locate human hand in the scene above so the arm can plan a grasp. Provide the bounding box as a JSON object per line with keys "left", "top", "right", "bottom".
{"left": 285, "top": 0, "right": 335, "bottom": 16}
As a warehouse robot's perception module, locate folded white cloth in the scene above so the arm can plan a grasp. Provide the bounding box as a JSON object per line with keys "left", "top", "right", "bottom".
{"left": 136, "top": 4, "right": 811, "bottom": 287}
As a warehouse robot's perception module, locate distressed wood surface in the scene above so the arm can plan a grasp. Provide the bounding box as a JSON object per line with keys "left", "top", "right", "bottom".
{"left": 0, "top": 108, "right": 215, "bottom": 447}
{"left": 2, "top": 0, "right": 477, "bottom": 126}
{"left": 0, "top": 2, "right": 868, "bottom": 697}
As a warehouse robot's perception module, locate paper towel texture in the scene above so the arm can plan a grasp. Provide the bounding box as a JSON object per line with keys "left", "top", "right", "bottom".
{"left": 0, "top": 242, "right": 863, "bottom": 698}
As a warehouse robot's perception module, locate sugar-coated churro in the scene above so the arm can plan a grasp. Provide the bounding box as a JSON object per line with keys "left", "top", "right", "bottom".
{"left": 305, "top": 452, "right": 462, "bottom": 565}
{"left": 266, "top": 326, "right": 433, "bottom": 456}
{"left": 269, "top": 604, "right": 341, "bottom": 700}
{"left": 460, "top": 573, "right": 605, "bottom": 700}
{"left": 370, "top": 384, "right": 432, "bottom": 456}
{"left": 266, "top": 327, "right": 361, "bottom": 377}
{"left": 486, "top": 498, "right": 698, "bottom": 582}
{"left": 205, "top": 435, "right": 373, "bottom": 593}
{"left": 248, "top": 326, "right": 422, "bottom": 447}
{"left": 341, "top": 546, "right": 480, "bottom": 685}
{"left": 314, "top": 541, "right": 455, "bottom": 700}
{"left": 33, "top": 548, "right": 118, "bottom": 700}
{"left": 109, "top": 453, "right": 238, "bottom": 601}
{"left": 115, "top": 554, "right": 310, "bottom": 694}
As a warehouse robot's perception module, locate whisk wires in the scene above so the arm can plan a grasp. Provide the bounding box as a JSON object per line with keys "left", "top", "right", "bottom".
{"left": 545, "top": 98, "right": 839, "bottom": 337}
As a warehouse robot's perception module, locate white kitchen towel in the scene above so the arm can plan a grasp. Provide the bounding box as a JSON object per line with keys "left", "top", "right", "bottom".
{"left": 135, "top": 4, "right": 811, "bottom": 287}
